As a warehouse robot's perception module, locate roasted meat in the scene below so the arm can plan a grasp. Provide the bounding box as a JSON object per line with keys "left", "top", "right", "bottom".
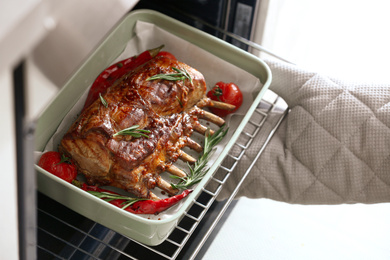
{"left": 60, "top": 56, "right": 233, "bottom": 199}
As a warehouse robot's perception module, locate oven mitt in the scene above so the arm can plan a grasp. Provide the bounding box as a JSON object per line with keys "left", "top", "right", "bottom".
{"left": 217, "top": 58, "right": 390, "bottom": 204}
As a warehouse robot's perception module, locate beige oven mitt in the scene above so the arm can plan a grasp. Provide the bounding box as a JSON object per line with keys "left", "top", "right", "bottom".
{"left": 218, "top": 59, "right": 390, "bottom": 204}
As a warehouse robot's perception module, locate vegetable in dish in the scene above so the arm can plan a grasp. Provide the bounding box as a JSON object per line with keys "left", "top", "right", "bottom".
{"left": 38, "top": 151, "right": 77, "bottom": 183}
{"left": 207, "top": 81, "right": 243, "bottom": 117}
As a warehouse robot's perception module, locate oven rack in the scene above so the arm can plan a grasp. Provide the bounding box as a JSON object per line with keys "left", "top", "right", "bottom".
{"left": 37, "top": 93, "right": 288, "bottom": 260}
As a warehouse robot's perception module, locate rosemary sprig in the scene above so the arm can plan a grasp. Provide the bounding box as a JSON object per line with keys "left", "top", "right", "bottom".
{"left": 99, "top": 93, "right": 108, "bottom": 108}
{"left": 212, "top": 85, "right": 223, "bottom": 101}
{"left": 113, "top": 125, "right": 151, "bottom": 138}
{"left": 56, "top": 154, "right": 72, "bottom": 165}
{"left": 87, "top": 191, "right": 146, "bottom": 210}
{"left": 176, "top": 96, "right": 183, "bottom": 107}
{"left": 146, "top": 67, "right": 192, "bottom": 83}
{"left": 171, "top": 125, "right": 228, "bottom": 189}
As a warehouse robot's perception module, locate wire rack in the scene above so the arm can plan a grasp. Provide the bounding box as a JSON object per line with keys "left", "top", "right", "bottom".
{"left": 37, "top": 92, "right": 288, "bottom": 260}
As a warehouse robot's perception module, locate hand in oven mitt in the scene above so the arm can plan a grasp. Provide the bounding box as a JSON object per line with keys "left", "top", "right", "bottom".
{"left": 218, "top": 58, "right": 390, "bottom": 204}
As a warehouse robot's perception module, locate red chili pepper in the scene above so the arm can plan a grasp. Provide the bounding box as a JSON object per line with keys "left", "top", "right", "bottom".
{"left": 75, "top": 181, "right": 192, "bottom": 215}
{"left": 129, "top": 189, "right": 192, "bottom": 214}
{"left": 82, "top": 44, "right": 165, "bottom": 111}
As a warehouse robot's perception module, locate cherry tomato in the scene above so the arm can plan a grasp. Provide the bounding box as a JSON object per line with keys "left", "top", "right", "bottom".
{"left": 157, "top": 51, "right": 176, "bottom": 60}
{"left": 38, "top": 151, "right": 77, "bottom": 183}
{"left": 207, "top": 81, "right": 243, "bottom": 117}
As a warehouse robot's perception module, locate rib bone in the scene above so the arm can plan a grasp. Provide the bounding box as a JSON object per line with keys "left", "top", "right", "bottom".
{"left": 196, "top": 97, "right": 236, "bottom": 111}
{"left": 186, "top": 137, "right": 203, "bottom": 153}
{"left": 193, "top": 122, "right": 215, "bottom": 136}
{"left": 167, "top": 164, "right": 187, "bottom": 178}
{"left": 179, "top": 150, "right": 197, "bottom": 163}
{"left": 157, "top": 177, "right": 179, "bottom": 195}
{"left": 199, "top": 110, "right": 225, "bottom": 126}
{"left": 209, "top": 100, "right": 236, "bottom": 111}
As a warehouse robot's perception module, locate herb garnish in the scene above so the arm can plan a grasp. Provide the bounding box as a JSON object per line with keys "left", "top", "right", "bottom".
{"left": 87, "top": 191, "right": 146, "bottom": 210}
{"left": 99, "top": 93, "right": 108, "bottom": 108}
{"left": 171, "top": 125, "right": 228, "bottom": 189}
{"left": 176, "top": 96, "right": 183, "bottom": 107}
{"left": 212, "top": 85, "right": 223, "bottom": 101}
{"left": 146, "top": 67, "right": 192, "bottom": 83}
{"left": 113, "top": 125, "right": 151, "bottom": 138}
{"left": 56, "top": 154, "right": 72, "bottom": 165}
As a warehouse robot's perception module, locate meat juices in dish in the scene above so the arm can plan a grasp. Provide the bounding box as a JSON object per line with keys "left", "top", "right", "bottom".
{"left": 60, "top": 56, "right": 234, "bottom": 200}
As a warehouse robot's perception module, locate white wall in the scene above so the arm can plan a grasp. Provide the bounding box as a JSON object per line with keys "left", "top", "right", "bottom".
{"left": 256, "top": 0, "right": 390, "bottom": 83}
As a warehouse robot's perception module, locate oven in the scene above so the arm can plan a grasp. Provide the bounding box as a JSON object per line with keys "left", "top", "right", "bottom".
{"left": 2, "top": 1, "right": 288, "bottom": 259}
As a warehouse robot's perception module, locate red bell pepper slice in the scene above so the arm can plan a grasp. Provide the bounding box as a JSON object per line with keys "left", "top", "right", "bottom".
{"left": 75, "top": 181, "right": 192, "bottom": 215}
{"left": 82, "top": 44, "right": 165, "bottom": 111}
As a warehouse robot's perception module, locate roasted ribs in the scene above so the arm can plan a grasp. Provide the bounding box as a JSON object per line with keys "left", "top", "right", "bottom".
{"left": 60, "top": 56, "right": 232, "bottom": 199}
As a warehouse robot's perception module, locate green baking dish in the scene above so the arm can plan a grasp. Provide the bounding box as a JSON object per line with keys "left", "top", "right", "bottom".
{"left": 34, "top": 9, "right": 272, "bottom": 246}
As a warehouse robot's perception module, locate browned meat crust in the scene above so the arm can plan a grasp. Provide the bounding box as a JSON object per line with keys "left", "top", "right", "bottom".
{"left": 59, "top": 56, "right": 206, "bottom": 199}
